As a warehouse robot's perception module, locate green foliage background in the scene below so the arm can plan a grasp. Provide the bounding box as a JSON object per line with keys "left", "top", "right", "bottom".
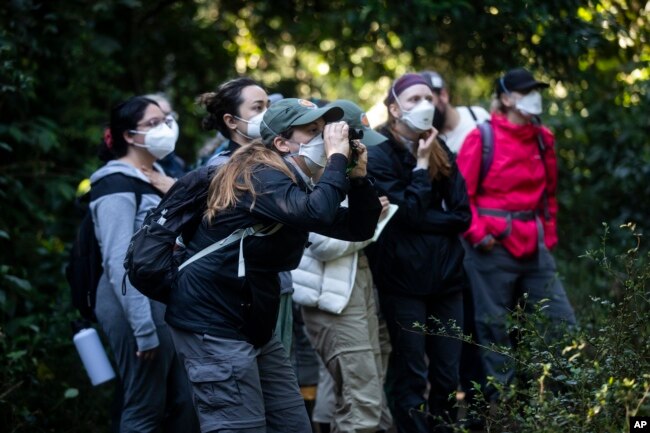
{"left": 0, "top": 0, "right": 648, "bottom": 431}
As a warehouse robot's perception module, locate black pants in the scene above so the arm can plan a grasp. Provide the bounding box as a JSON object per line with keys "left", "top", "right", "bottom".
{"left": 379, "top": 290, "right": 463, "bottom": 433}
{"left": 458, "top": 281, "right": 483, "bottom": 403}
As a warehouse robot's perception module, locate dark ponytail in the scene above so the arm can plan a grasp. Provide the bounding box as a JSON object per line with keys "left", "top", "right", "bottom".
{"left": 196, "top": 77, "right": 263, "bottom": 139}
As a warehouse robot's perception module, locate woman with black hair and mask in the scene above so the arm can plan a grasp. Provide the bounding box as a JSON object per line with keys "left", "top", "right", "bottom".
{"left": 198, "top": 77, "right": 269, "bottom": 167}
{"left": 195, "top": 78, "right": 296, "bottom": 354}
{"left": 366, "top": 73, "right": 471, "bottom": 433}
{"left": 91, "top": 96, "right": 197, "bottom": 433}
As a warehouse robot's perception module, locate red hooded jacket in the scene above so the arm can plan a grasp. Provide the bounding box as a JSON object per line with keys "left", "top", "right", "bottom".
{"left": 457, "top": 113, "right": 558, "bottom": 258}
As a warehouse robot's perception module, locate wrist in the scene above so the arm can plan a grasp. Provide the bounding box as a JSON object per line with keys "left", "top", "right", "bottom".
{"left": 416, "top": 158, "right": 429, "bottom": 170}
{"left": 328, "top": 152, "right": 348, "bottom": 161}
{"left": 327, "top": 148, "right": 347, "bottom": 158}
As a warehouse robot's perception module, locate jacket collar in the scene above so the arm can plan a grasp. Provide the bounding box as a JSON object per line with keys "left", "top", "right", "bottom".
{"left": 379, "top": 125, "right": 417, "bottom": 168}
{"left": 491, "top": 113, "right": 539, "bottom": 141}
{"left": 285, "top": 158, "right": 314, "bottom": 190}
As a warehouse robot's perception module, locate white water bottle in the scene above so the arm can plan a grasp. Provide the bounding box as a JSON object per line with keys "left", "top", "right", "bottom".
{"left": 72, "top": 323, "right": 116, "bottom": 386}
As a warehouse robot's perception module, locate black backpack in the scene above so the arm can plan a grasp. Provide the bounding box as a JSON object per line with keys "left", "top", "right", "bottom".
{"left": 66, "top": 173, "right": 157, "bottom": 322}
{"left": 123, "top": 164, "right": 283, "bottom": 304}
{"left": 123, "top": 165, "right": 217, "bottom": 304}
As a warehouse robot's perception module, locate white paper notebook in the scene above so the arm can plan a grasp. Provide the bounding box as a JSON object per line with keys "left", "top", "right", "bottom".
{"left": 372, "top": 203, "right": 399, "bottom": 242}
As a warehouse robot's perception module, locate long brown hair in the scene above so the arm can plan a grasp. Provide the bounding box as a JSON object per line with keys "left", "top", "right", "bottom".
{"left": 387, "top": 113, "right": 451, "bottom": 181}
{"left": 205, "top": 140, "right": 296, "bottom": 222}
{"left": 427, "top": 138, "right": 451, "bottom": 181}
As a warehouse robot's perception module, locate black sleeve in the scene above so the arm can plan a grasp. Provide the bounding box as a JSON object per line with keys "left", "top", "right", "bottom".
{"left": 313, "top": 176, "right": 382, "bottom": 241}
{"left": 417, "top": 159, "right": 472, "bottom": 234}
{"left": 366, "top": 144, "right": 432, "bottom": 225}
{"left": 246, "top": 154, "right": 377, "bottom": 238}
{"left": 368, "top": 141, "right": 470, "bottom": 235}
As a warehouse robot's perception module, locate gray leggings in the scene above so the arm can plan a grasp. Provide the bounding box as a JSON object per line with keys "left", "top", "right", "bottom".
{"left": 462, "top": 243, "right": 576, "bottom": 399}
{"left": 95, "top": 288, "right": 197, "bottom": 433}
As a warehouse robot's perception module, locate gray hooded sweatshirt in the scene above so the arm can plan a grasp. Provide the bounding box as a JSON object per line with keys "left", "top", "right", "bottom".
{"left": 89, "top": 161, "right": 162, "bottom": 351}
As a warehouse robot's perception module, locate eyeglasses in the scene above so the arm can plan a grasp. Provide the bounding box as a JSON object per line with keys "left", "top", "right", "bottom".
{"left": 136, "top": 116, "right": 175, "bottom": 129}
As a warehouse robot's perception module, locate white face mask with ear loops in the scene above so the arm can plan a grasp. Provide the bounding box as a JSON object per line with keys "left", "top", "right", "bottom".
{"left": 297, "top": 134, "right": 327, "bottom": 174}
{"left": 392, "top": 88, "right": 435, "bottom": 132}
{"left": 514, "top": 90, "right": 543, "bottom": 116}
{"left": 130, "top": 122, "right": 177, "bottom": 159}
{"left": 234, "top": 110, "right": 266, "bottom": 139}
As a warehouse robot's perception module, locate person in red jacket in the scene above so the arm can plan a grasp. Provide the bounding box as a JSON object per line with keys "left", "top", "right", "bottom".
{"left": 456, "top": 68, "right": 576, "bottom": 403}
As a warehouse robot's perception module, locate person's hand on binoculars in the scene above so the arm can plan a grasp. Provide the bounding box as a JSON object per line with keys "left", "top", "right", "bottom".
{"left": 323, "top": 121, "right": 350, "bottom": 159}
{"left": 348, "top": 141, "right": 367, "bottom": 179}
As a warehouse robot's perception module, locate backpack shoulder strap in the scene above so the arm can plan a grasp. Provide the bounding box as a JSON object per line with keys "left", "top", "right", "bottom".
{"left": 178, "top": 222, "right": 284, "bottom": 277}
{"left": 466, "top": 106, "right": 478, "bottom": 122}
{"left": 534, "top": 122, "right": 551, "bottom": 220}
{"left": 477, "top": 121, "right": 494, "bottom": 188}
{"left": 91, "top": 173, "right": 161, "bottom": 210}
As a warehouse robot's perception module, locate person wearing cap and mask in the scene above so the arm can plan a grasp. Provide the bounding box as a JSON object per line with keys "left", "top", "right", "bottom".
{"left": 456, "top": 68, "right": 576, "bottom": 404}
{"left": 365, "top": 73, "right": 471, "bottom": 432}
{"left": 91, "top": 96, "right": 198, "bottom": 433}
{"left": 165, "top": 98, "right": 382, "bottom": 433}
{"left": 291, "top": 99, "right": 393, "bottom": 433}
{"left": 419, "top": 71, "right": 490, "bottom": 154}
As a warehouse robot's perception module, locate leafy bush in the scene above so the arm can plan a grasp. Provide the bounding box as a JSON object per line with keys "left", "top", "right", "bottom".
{"left": 458, "top": 224, "right": 650, "bottom": 432}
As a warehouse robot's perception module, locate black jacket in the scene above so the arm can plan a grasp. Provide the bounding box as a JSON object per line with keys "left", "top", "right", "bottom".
{"left": 165, "top": 154, "right": 381, "bottom": 346}
{"left": 365, "top": 126, "right": 471, "bottom": 296}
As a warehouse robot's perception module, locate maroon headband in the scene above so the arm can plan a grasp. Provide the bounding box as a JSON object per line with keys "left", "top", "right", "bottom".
{"left": 384, "top": 73, "right": 431, "bottom": 106}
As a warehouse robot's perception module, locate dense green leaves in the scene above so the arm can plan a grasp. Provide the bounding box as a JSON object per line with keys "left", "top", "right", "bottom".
{"left": 476, "top": 225, "right": 650, "bottom": 432}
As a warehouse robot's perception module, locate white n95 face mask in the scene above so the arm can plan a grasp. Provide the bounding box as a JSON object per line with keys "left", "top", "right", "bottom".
{"left": 298, "top": 134, "right": 327, "bottom": 174}
{"left": 392, "top": 89, "right": 435, "bottom": 133}
{"left": 515, "top": 90, "right": 543, "bottom": 116}
{"left": 234, "top": 110, "right": 266, "bottom": 140}
{"left": 131, "top": 122, "right": 177, "bottom": 159}
{"left": 167, "top": 116, "right": 180, "bottom": 141}
{"left": 401, "top": 100, "right": 435, "bottom": 132}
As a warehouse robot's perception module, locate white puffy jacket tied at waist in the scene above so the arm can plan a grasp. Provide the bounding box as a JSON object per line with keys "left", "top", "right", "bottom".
{"left": 292, "top": 231, "right": 372, "bottom": 315}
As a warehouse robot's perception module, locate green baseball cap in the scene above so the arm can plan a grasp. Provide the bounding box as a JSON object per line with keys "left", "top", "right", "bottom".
{"left": 326, "top": 99, "right": 387, "bottom": 146}
{"left": 260, "top": 98, "right": 343, "bottom": 145}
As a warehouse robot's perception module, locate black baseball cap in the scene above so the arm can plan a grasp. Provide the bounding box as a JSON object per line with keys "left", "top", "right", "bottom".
{"left": 260, "top": 98, "right": 343, "bottom": 145}
{"left": 497, "top": 68, "right": 549, "bottom": 95}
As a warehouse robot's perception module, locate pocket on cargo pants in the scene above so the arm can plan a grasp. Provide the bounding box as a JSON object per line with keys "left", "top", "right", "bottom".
{"left": 185, "top": 357, "right": 242, "bottom": 412}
